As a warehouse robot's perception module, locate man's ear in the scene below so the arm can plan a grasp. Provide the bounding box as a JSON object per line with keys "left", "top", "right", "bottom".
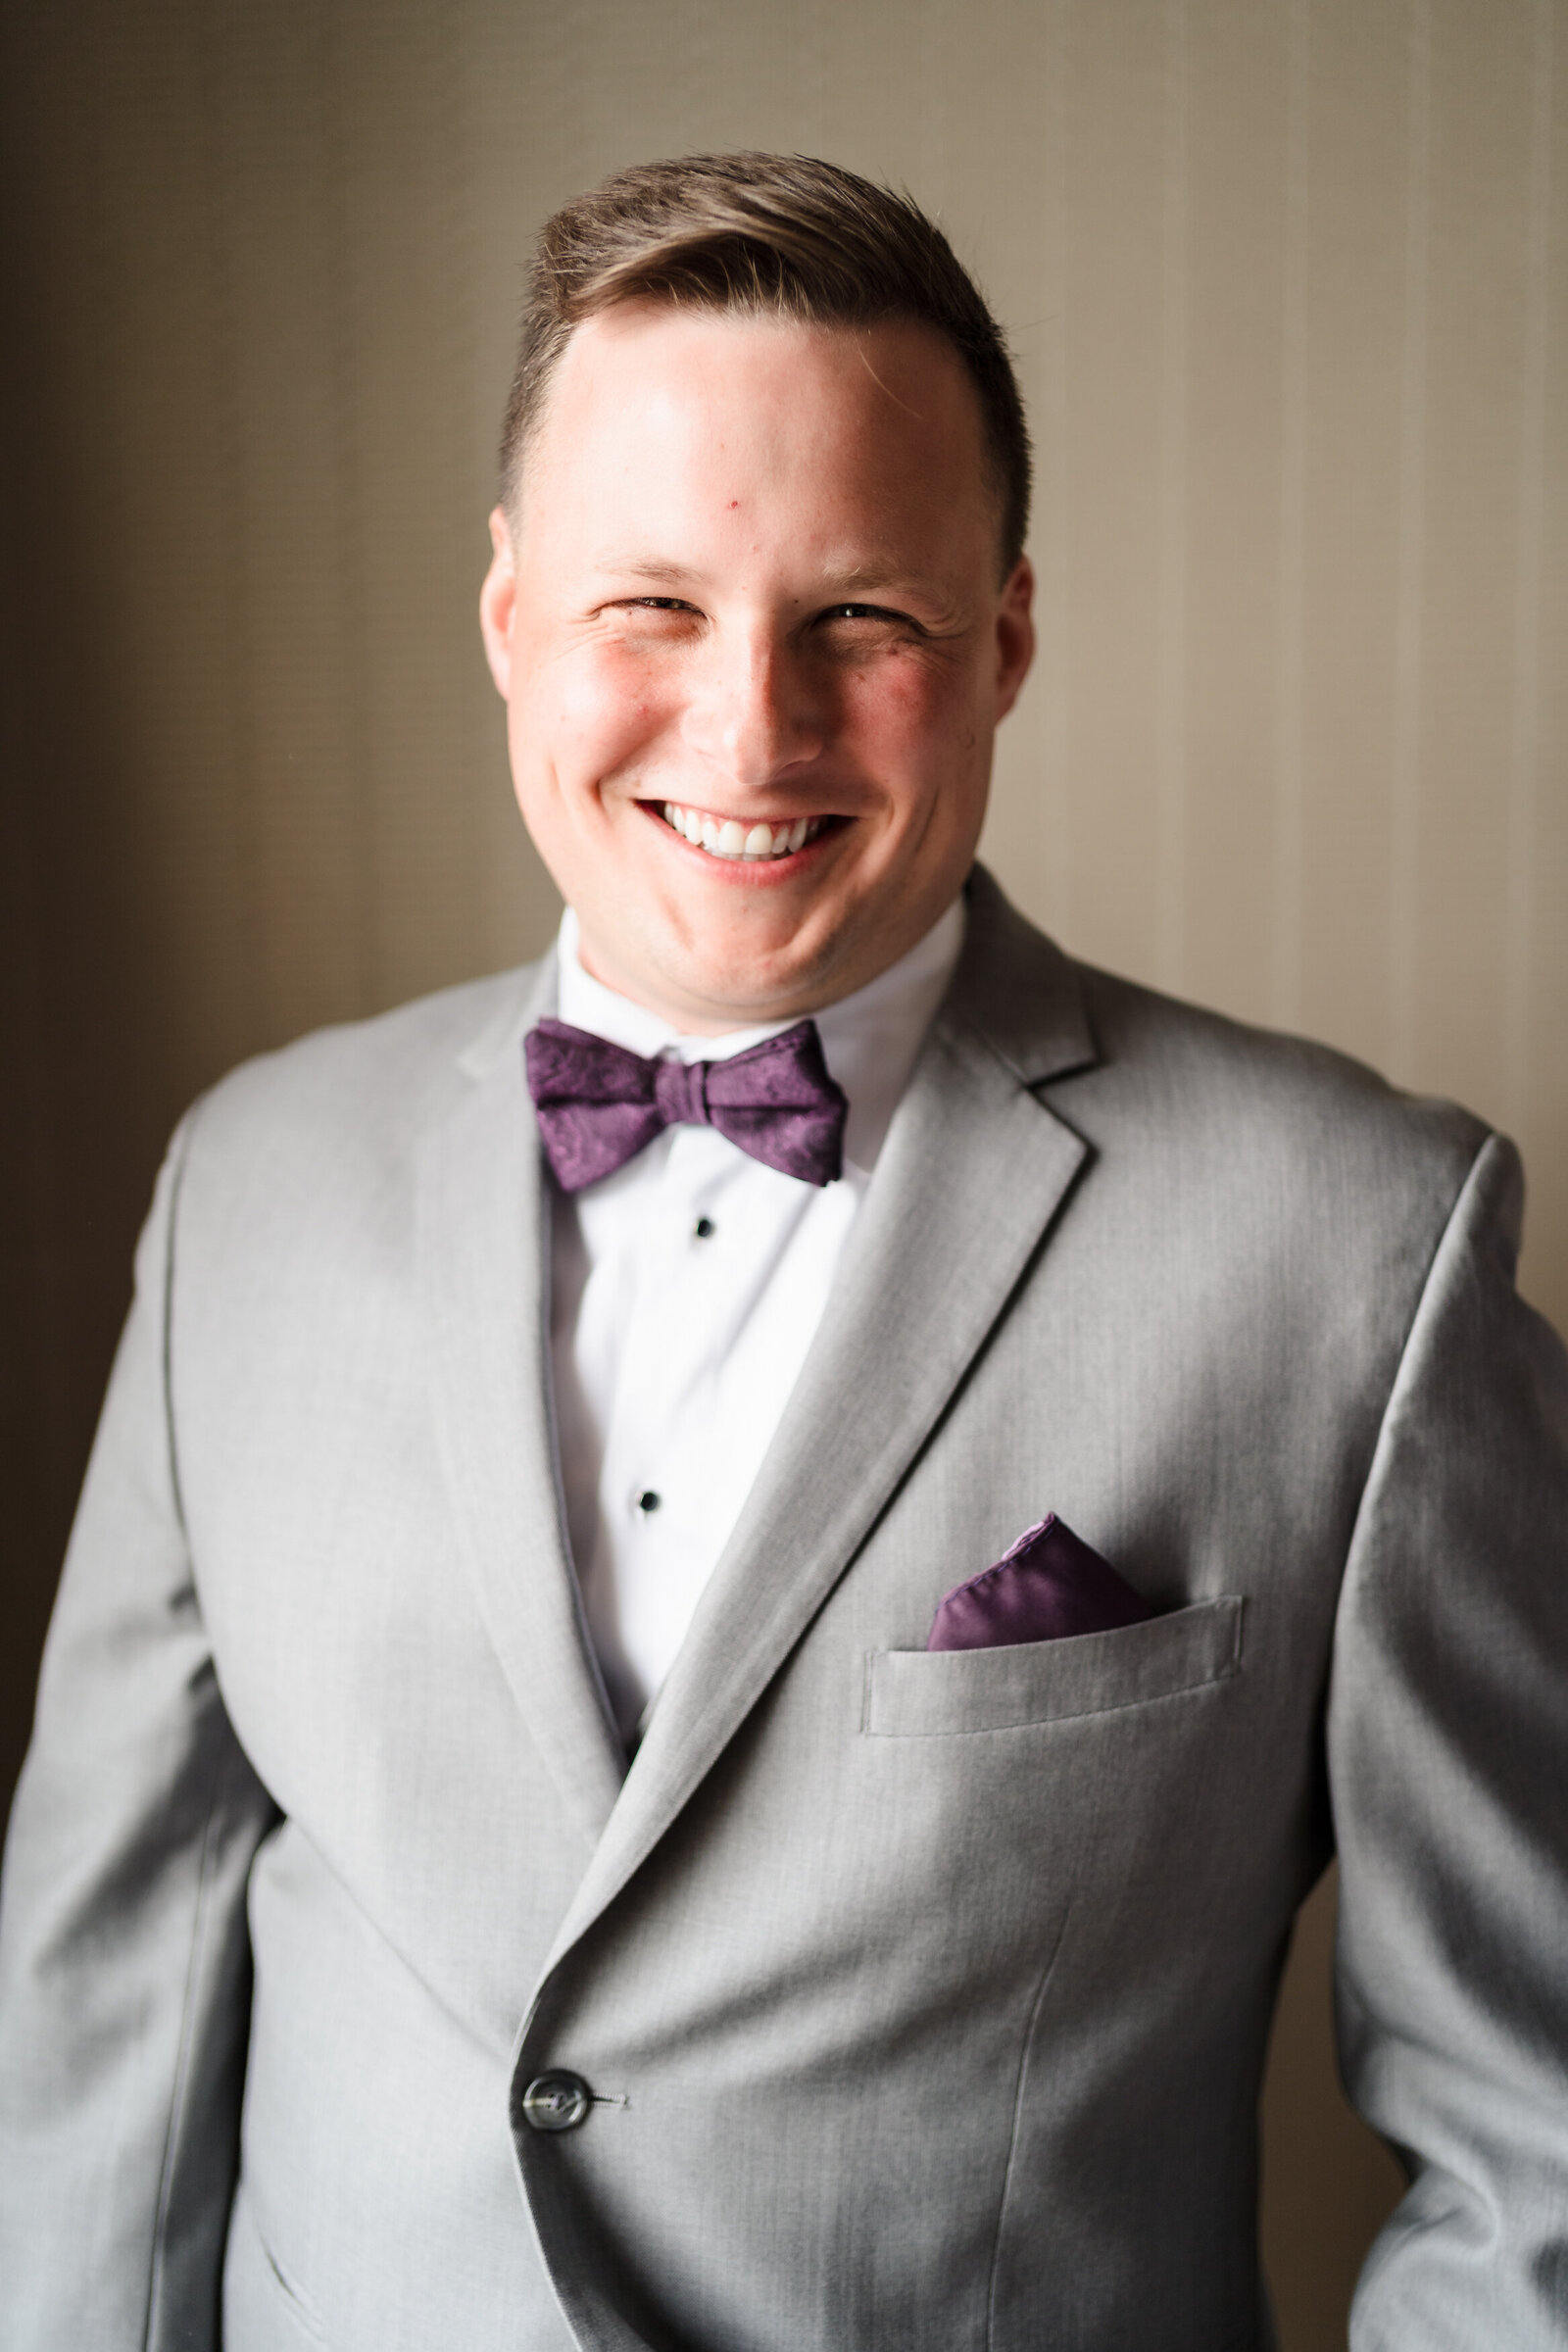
{"left": 478, "top": 506, "right": 516, "bottom": 697}
{"left": 993, "top": 555, "right": 1035, "bottom": 722}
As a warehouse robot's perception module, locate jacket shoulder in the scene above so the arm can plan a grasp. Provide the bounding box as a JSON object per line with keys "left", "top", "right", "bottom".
{"left": 179, "top": 958, "right": 547, "bottom": 1180}
{"left": 959, "top": 870, "right": 1498, "bottom": 1268}
{"left": 1061, "top": 959, "right": 1507, "bottom": 1299}
{"left": 1077, "top": 958, "right": 1487, "bottom": 1158}
{"left": 966, "top": 867, "right": 1490, "bottom": 1172}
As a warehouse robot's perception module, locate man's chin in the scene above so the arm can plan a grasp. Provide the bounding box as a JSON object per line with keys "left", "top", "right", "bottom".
{"left": 573, "top": 848, "right": 913, "bottom": 1026}
{"left": 642, "top": 960, "right": 841, "bottom": 1033}
{"left": 593, "top": 920, "right": 858, "bottom": 1034}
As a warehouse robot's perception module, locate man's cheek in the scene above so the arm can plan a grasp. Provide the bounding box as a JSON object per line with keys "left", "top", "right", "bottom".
{"left": 847, "top": 660, "right": 964, "bottom": 761}
{"left": 525, "top": 644, "right": 674, "bottom": 769}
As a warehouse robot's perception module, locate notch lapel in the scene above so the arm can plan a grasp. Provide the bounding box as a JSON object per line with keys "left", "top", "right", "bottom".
{"left": 417, "top": 959, "right": 626, "bottom": 1847}
{"left": 543, "top": 874, "right": 1099, "bottom": 1965}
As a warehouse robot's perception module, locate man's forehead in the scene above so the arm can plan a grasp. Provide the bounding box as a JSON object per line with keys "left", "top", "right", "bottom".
{"left": 536, "top": 301, "right": 982, "bottom": 452}
{"left": 518, "top": 302, "right": 1001, "bottom": 559}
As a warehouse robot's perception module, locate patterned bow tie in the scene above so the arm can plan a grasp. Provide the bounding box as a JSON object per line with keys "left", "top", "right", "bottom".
{"left": 524, "top": 1016, "right": 849, "bottom": 1194}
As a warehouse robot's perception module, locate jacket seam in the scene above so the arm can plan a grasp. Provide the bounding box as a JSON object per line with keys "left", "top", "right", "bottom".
{"left": 1331, "top": 1131, "right": 1499, "bottom": 1628}
{"left": 141, "top": 1752, "right": 230, "bottom": 2350}
{"left": 985, "top": 1900, "right": 1073, "bottom": 2350}
{"left": 140, "top": 1103, "right": 220, "bottom": 2349}
{"left": 157, "top": 1106, "right": 199, "bottom": 1541}
{"left": 241, "top": 2192, "right": 333, "bottom": 2345}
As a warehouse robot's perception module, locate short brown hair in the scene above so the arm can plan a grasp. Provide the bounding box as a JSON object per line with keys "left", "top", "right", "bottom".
{"left": 500, "top": 152, "right": 1031, "bottom": 573}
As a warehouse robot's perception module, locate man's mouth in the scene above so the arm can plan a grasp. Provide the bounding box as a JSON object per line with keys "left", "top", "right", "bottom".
{"left": 658, "top": 803, "right": 830, "bottom": 862}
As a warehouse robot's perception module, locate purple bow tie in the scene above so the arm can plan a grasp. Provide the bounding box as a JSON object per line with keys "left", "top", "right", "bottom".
{"left": 525, "top": 1016, "right": 849, "bottom": 1194}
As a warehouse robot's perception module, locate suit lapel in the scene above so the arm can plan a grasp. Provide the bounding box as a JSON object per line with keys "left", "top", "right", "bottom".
{"left": 545, "top": 873, "right": 1099, "bottom": 1964}
{"left": 417, "top": 958, "right": 626, "bottom": 1848}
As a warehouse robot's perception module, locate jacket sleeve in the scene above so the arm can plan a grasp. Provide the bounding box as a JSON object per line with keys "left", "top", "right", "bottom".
{"left": 0, "top": 1117, "right": 280, "bottom": 2351}
{"left": 1330, "top": 1132, "right": 1568, "bottom": 2347}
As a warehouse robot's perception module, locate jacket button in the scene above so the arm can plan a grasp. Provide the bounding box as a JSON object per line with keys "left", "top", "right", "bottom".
{"left": 520, "top": 2070, "right": 593, "bottom": 2132}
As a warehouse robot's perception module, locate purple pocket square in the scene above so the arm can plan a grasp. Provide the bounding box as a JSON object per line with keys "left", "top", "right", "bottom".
{"left": 927, "top": 1515, "right": 1154, "bottom": 1652}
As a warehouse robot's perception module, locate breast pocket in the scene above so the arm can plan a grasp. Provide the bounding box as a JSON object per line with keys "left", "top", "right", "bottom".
{"left": 861, "top": 1594, "right": 1245, "bottom": 1737}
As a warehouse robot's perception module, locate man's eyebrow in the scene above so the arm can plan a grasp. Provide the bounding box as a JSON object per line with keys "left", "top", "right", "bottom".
{"left": 822, "top": 561, "right": 934, "bottom": 599}
{"left": 588, "top": 552, "right": 959, "bottom": 612}
{"left": 591, "top": 555, "right": 705, "bottom": 588}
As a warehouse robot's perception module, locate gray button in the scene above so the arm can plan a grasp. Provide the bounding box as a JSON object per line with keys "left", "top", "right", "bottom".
{"left": 521, "top": 2071, "right": 593, "bottom": 2132}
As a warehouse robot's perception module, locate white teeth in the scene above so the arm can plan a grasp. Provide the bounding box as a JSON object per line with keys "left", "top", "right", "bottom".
{"left": 662, "top": 805, "right": 825, "bottom": 861}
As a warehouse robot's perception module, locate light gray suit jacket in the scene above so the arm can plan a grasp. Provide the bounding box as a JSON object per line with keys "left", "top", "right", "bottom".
{"left": 3, "top": 869, "right": 1567, "bottom": 2351}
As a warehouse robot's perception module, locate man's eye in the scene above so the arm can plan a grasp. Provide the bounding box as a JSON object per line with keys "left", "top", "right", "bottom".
{"left": 624, "top": 597, "right": 694, "bottom": 613}
{"left": 819, "top": 603, "right": 914, "bottom": 628}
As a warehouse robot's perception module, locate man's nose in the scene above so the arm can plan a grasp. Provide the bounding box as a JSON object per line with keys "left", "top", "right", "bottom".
{"left": 681, "top": 632, "right": 826, "bottom": 791}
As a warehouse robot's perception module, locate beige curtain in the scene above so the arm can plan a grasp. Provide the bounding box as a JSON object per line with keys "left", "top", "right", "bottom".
{"left": 3, "top": 4, "right": 1562, "bottom": 2341}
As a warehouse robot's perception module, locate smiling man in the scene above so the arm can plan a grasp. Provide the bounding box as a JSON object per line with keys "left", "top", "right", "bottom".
{"left": 3, "top": 153, "right": 1567, "bottom": 2352}
{"left": 480, "top": 298, "right": 1031, "bottom": 1029}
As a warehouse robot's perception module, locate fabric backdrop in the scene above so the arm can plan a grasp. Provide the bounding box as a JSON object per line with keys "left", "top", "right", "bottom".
{"left": 2, "top": 3, "right": 1562, "bottom": 2343}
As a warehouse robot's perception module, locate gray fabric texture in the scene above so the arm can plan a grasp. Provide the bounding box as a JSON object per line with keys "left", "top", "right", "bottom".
{"left": 2, "top": 867, "right": 1565, "bottom": 2351}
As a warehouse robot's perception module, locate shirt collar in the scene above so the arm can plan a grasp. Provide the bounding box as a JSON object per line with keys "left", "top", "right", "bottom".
{"left": 554, "top": 896, "right": 965, "bottom": 1177}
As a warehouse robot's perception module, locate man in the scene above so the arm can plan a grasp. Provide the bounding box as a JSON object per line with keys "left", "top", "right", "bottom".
{"left": 1, "top": 151, "right": 1565, "bottom": 2352}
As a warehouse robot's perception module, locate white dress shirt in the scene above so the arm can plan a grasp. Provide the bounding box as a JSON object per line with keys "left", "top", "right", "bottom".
{"left": 549, "top": 898, "right": 965, "bottom": 1744}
